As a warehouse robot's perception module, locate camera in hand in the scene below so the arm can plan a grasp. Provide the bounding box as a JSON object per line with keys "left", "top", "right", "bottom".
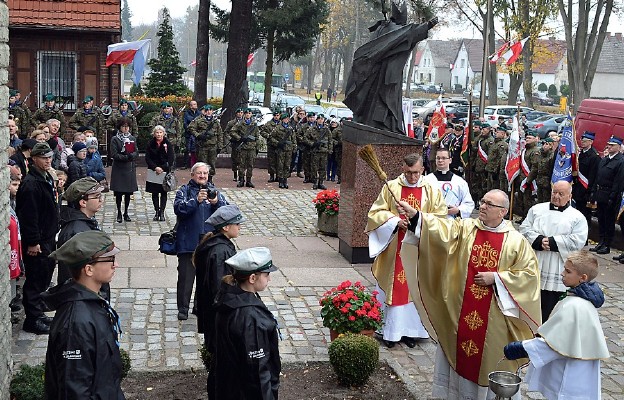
{"left": 207, "top": 188, "right": 217, "bottom": 200}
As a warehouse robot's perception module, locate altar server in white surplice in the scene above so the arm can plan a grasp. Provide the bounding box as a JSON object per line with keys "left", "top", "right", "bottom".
{"left": 424, "top": 147, "right": 474, "bottom": 219}
{"left": 519, "top": 180, "right": 588, "bottom": 321}
{"left": 366, "top": 153, "right": 446, "bottom": 348}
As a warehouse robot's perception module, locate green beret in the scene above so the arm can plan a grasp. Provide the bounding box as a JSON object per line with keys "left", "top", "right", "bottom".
{"left": 119, "top": 99, "right": 128, "bottom": 105}
{"left": 496, "top": 125, "right": 509, "bottom": 132}
{"left": 244, "top": 108, "right": 252, "bottom": 113}
{"left": 44, "top": 93, "right": 55, "bottom": 102}
{"left": 472, "top": 121, "right": 482, "bottom": 127}
{"left": 280, "top": 113, "right": 289, "bottom": 120}
{"left": 160, "top": 101, "right": 171, "bottom": 108}
{"left": 63, "top": 177, "right": 104, "bottom": 203}
{"left": 9, "top": 89, "right": 18, "bottom": 97}
{"left": 202, "top": 104, "right": 213, "bottom": 111}
{"left": 49, "top": 231, "right": 120, "bottom": 271}
{"left": 525, "top": 129, "right": 538, "bottom": 137}
{"left": 236, "top": 108, "right": 244, "bottom": 113}
{"left": 317, "top": 113, "right": 325, "bottom": 119}
{"left": 307, "top": 112, "right": 316, "bottom": 117}
{"left": 273, "top": 111, "right": 281, "bottom": 116}
{"left": 542, "top": 137, "right": 555, "bottom": 143}
{"left": 225, "top": 247, "right": 278, "bottom": 275}
{"left": 83, "top": 95, "right": 94, "bottom": 103}
{"left": 31, "top": 142, "right": 54, "bottom": 158}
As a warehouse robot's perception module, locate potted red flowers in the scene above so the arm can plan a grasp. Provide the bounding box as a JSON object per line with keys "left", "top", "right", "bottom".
{"left": 312, "top": 189, "right": 340, "bottom": 235}
{"left": 320, "top": 280, "right": 384, "bottom": 341}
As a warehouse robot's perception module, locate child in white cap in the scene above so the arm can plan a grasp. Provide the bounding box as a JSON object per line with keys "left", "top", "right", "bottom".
{"left": 210, "top": 247, "right": 280, "bottom": 400}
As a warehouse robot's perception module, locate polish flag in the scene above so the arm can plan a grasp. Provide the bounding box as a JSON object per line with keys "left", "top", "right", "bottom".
{"left": 503, "top": 37, "right": 529, "bottom": 66}
{"left": 247, "top": 52, "right": 256, "bottom": 68}
{"left": 504, "top": 116, "right": 523, "bottom": 190}
{"left": 426, "top": 94, "right": 446, "bottom": 143}
{"left": 489, "top": 41, "right": 510, "bottom": 64}
{"left": 106, "top": 39, "right": 151, "bottom": 85}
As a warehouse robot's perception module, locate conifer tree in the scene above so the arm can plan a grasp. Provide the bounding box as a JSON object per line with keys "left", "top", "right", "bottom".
{"left": 145, "top": 8, "right": 188, "bottom": 97}
{"left": 121, "top": 0, "right": 133, "bottom": 40}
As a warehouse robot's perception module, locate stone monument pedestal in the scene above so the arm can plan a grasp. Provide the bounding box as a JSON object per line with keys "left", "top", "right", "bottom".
{"left": 338, "top": 121, "right": 424, "bottom": 264}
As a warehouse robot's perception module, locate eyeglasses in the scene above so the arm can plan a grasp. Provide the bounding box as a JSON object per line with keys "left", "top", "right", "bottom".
{"left": 435, "top": 157, "right": 450, "bottom": 160}
{"left": 84, "top": 193, "right": 103, "bottom": 201}
{"left": 404, "top": 171, "right": 421, "bottom": 177}
{"left": 479, "top": 199, "right": 506, "bottom": 209}
{"left": 90, "top": 256, "right": 116, "bottom": 264}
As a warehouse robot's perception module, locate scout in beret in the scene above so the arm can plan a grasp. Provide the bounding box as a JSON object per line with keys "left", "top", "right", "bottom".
{"left": 211, "top": 245, "right": 280, "bottom": 398}
{"left": 193, "top": 205, "right": 245, "bottom": 327}
{"left": 44, "top": 93, "right": 56, "bottom": 102}
{"left": 83, "top": 96, "right": 94, "bottom": 104}
{"left": 202, "top": 104, "right": 213, "bottom": 111}
{"left": 542, "top": 137, "right": 555, "bottom": 143}
{"left": 160, "top": 101, "right": 172, "bottom": 108}
{"left": 43, "top": 230, "right": 124, "bottom": 398}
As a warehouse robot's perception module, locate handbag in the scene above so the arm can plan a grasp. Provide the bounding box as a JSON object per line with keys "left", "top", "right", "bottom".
{"left": 162, "top": 171, "right": 178, "bottom": 192}
{"left": 158, "top": 229, "right": 177, "bottom": 255}
{"left": 99, "top": 178, "right": 110, "bottom": 193}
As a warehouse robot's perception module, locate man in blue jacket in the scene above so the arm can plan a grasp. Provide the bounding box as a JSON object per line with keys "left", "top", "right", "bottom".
{"left": 174, "top": 162, "right": 227, "bottom": 320}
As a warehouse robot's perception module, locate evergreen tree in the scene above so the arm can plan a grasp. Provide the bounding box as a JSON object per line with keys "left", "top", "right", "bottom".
{"left": 121, "top": 0, "right": 133, "bottom": 41}
{"left": 144, "top": 8, "right": 188, "bottom": 97}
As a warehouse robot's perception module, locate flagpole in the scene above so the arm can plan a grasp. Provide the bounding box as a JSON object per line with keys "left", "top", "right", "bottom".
{"left": 509, "top": 101, "right": 522, "bottom": 221}
{"left": 467, "top": 85, "right": 474, "bottom": 185}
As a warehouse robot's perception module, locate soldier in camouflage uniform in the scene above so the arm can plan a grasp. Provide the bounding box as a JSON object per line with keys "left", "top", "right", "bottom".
{"left": 290, "top": 110, "right": 307, "bottom": 178}
{"left": 299, "top": 112, "right": 317, "bottom": 183}
{"left": 32, "top": 93, "right": 66, "bottom": 134}
{"left": 69, "top": 96, "right": 105, "bottom": 143}
{"left": 497, "top": 128, "right": 511, "bottom": 194}
{"left": 231, "top": 109, "right": 260, "bottom": 188}
{"left": 470, "top": 122, "right": 492, "bottom": 201}
{"left": 107, "top": 99, "right": 139, "bottom": 137}
{"left": 329, "top": 118, "right": 343, "bottom": 184}
{"left": 526, "top": 137, "right": 556, "bottom": 203}
{"left": 150, "top": 101, "right": 182, "bottom": 153}
{"left": 270, "top": 113, "right": 297, "bottom": 189}
{"left": 304, "top": 114, "right": 333, "bottom": 190}
{"left": 260, "top": 112, "right": 280, "bottom": 183}
{"left": 484, "top": 125, "right": 508, "bottom": 191}
{"left": 516, "top": 130, "right": 541, "bottom": 221}
{"left": 188, "top": 105, "right": 223, "bottom": 183}
{"left": 9, "top": 89, "right": 31, "bottom": 139}
{"left": 225, "top": 108, "right": 244, "bottom": 181}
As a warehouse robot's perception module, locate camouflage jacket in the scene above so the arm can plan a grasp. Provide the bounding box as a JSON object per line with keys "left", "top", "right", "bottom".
{"left": 303, "top": 123, "right": 333, "bottom": 154}
{"left": 331, "top": 126, "right": 343, "bottom": 152}
{"left": 188, "top": 116, "right": 223, "bottom": 148}
{"left": 9, "top": 103, "right": 31, "bottom": 137}
{"left": 225, "top": 118, "right": 243, "bottom": 148}
{"left": 519, "top": 143, "right": 540, "bottom": 179}
{"left": 270, "top": 123, "right": 297, "bottom": 152}
{"left": 107, "top": 110, "right": 139, "bottom": 134}
{"left": 472, "top": 134, "right": 493, "bottom": 173}
{"left": 32, "top": 106, "right": 66, "bottom": 133}
{"left": 484, "top": 137, "right": 506, "bottom": 174}
{"left": 69, "top": 107, "right": 105, "bottom": 136}
{"left": 231, "top": 120, "right": 260, "bottom": 151}
{"left": 260, "top": 120, "right": 280, "bottom": 147}
{"left": 527, "top": 148, "right": 555, "bottom": 187}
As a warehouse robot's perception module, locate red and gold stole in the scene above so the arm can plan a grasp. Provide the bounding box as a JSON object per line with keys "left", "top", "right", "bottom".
{"left": 391, "top": 186, "right": 423, "bottom": 306}
{"left": 455, "top": 229, "right": 505, "bottom": 383}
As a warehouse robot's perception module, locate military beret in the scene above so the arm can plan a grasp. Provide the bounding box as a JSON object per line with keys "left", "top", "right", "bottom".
{"left": 542, "top": 137, "right": 555, "bottom": 143}
{"left": 454, "top": 124, "right": 464, "bottom": 131}
{"left": 307, "top": 112, "right": 316, "bottom": 117}
{"left": 280, "top": 113, "right": 289, "bottom": 120}
{"left": 236, "top": 108, "right": 244, "bottom": 113}
{"left": 496, "top": 125, "right": 508, "bottom": 132}
{"left": 525, "top": 129, "right": 538, "bottom": 138}
{"left": 244, "top": 108, "right": 253, "bottom": 113}
{"left": 44, "top": 93, "right": 55, "bottom": 102}
{"left": 206, "top": 205, "right": 246, "bottom": 230}
{"left": 49, "top": 230, "right": 120, "bottom": 270}
{"left": 202, "top": 104, "right": 213, "bottom": 111}
{"left": 472, "top": 121, "right": 482, "bottom": 127}
{"left": 119, "top": 98, "right": 128, "bottom": 105}
{"left": 273, "top": 111, "right": 281, "bottom": 116}
{"left": 607, "top": 135, "right": 623, "bottom": 145}
{"left": 83, "top": 96, "right": 94, "bottom": 103}
{"left": 9, "top": 89, "right": 18, "bottom": 97}
{"left": 31, "top": 142, "right": 54, "bottom": 157}
{"left": 21, "top": 138, "right": 37, "bottom": 151}
{"left": 225, "top": 247, "right": 277, "bottom": 275}
{"left": 160, "top": 101, "right": 172, "bottom": 108}
{"left": 581, "top": 131, "right": 595, "bottom": 140}
{"left": 317, "top": 113, "right": 325, "bottom": 119}
{"left": 64, "top": 177, "right": 104, "bottom": 203}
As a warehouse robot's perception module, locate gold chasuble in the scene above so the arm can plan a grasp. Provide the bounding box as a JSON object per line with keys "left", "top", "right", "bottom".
{"left": 401, "top": 216, "right": 541, "bottom": 387}
{"left": 366, "top": 176, "right": 446, "bottom": 305}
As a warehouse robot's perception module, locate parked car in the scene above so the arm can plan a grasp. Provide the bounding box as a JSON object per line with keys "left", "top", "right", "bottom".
{"left": 532, "top": 92, "right": 554, "bottom": 106}
{"left": 525, "top": 110, "right": 549, "bottom": 121}
{"left": 404, "top": 98, "right": 431, "bottom": 108}
{"left": 575, "top": 99, "right": 624, "bottom": 152}
{"left": 449, "top": 105, "right": 480, "bottom": 124}
{"left": 251, "top": 86, "right": 284, "bottom": 105}
{"left": 325, "top": 106, "right": 353, "bottom": 119}
{"left": 425, "top": 85, "right": 444, "bottom": 94}
{"left": 304, "top": 104, "right": 326, "bottom": 115}
{"left": 483, "top": 105, "right": 534, "bottom": 126}
{"left": 274, "top": 93, "right": 305, "bottom": 110}
{"left": 525, "top": 114, "right": 566, "bottom": 138}
{"left": 412, "top": 100, "right": 438, "bottom": 124}
{"left": 247, "top": 105, "right": 274, "bottom": 125}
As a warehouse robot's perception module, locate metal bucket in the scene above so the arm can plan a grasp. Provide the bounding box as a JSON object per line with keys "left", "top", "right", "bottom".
{"left": 488, "top": 370, "right": 521, "bottom": 399}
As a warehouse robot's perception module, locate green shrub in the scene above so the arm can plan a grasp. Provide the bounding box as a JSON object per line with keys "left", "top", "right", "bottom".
{"left": 137, "top": 111, "right": 159, "bottom": 151}
{"left": 130, "top": 83, "right": 144, "bottom": 97}
{"left": 199, "top": 343, "right": 212, "bottom": 371}
{"left": 548, "top": 84, "right": 558, "bottom": 96}
{"left": 538, "top": 83, "right": 548, "bottom": 92}
{"left": 120, "top": 348, "right": 131, "bottom": 379}
{"left": 328, "top": 333, "right": 379, "bottom": 386}
{"left": 10, "top": 363, "right": 45, "bottom": 400}
{"left": 560, "top": 84, "right": 570, "bottom": 96}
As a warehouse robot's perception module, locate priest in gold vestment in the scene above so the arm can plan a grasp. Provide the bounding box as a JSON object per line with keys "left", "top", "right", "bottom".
{"left": 366, "top": 153, "right": 447, "bottom": 348}
{"left": 398, "top": 189, "right": 542, "bottom": 399}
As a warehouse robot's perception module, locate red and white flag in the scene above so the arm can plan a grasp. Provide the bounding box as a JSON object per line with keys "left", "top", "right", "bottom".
{"left": 504, "top": 116, "right": 523, "bottom": 190}
{"left": 106, "top": 39, "right": 150, "bottom": 85}
{"left": 489, "top": 42, "right": 510, "bottom": 64}
{"left": 503, "top": 37, "right": 529, "bottom": 66}
{"left": 247, "top": 52, "right": 256, "bottom": 68}
{"left": 426, "top": 95, "right": 446, "bottom": 143}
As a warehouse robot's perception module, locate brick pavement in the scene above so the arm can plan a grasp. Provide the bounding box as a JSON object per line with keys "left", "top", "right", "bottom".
{"left": 10, "top": 167, "right": 624, "bottom": 399}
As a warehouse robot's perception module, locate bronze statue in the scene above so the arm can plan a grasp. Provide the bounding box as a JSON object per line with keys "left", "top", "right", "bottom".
{"left": 344, "top": 2, "right": 437, "bottom": 134}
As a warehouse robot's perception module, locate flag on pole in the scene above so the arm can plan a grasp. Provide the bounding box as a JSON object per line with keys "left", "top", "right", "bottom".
{"left": 247, "top": 52, "right": 256, "bottom": 68}
{"left": 402, "top": 99, "right": 414, "bottom": 138}
{"left": 106, "top": 39, "right": 151, "bottom": 85}
{"left": 502, "top": 37, "right": 529, "bottom": 66}
{"left": 551, "top": 113, "right": 577, "bottom": 184}
{"left": 426, "top": 94, "right": 446, "bottom": 143}
{"left": 460, "top": 124, "right": 470, "bottom": 166}
{"left": 504, "top": 116, "right": 523, "bottom": 190}
{"left": 489, "top": 41, "right": 510, "bottom": 64}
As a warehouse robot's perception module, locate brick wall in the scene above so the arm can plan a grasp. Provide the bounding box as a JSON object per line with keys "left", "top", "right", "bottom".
{"left": 0, "top": 2, "right": 13, "bottom": 399}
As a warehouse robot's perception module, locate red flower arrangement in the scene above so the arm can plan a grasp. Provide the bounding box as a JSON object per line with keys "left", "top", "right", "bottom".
{"left": 320, "top": 280, "right": 383, "bottom": 334}
{"left": 312, "top": 189, "right": 340, "bottom": 216}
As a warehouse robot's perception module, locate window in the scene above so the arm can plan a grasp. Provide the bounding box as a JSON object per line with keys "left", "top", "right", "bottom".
{"left": 37, "top": 51, "right": 77, "bottom": 110}
{"left": 499, "top": 79, "right": 504, "bottom": 88}
{"left": 454, "top": 76, "right": 459, "bottom": 84}
{"left": 460, "top": 59, "right": 465, "bottom": 68}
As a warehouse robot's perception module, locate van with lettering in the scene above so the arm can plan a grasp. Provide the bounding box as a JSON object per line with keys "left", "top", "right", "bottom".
{"left": 575, "top": 99, "right": 624, "bottom": 152}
